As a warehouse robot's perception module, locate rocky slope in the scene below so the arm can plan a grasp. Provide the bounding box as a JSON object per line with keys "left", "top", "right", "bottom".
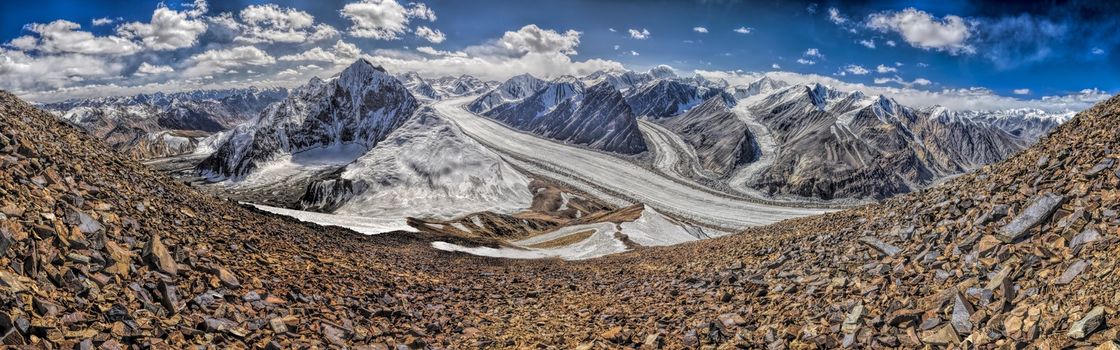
{"left": 624, "top": 79, "right": 735, "bottom": 119}
{"left": 44, "top": 87, "right": 287, "bottom": 159}
{"left": 197, "top": 59, "right": 418, "bottom": 179}
{"left": 466, "top": 73, "right": 548, "bottom": 113}
{"left": 0, "top": 83, "right": 1118, "bottom": 349}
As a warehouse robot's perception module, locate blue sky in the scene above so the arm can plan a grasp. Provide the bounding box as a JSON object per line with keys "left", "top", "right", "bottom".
{"left": 0, "top": 0, "right": 1116, "bottom": 109}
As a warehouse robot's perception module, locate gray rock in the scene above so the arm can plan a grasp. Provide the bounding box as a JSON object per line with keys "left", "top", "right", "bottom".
{"left": 1070, "top": 228, "right": 1102, "bottom": 251}
{"left": 841, "top": 302, "right": 864, "bottom": 334}
{"left": 1057, "top": 259, "right": 1089, "bottom": 285}
{"left": 950, "top": 292, "right": 975, "bottom": 334}
{"left": 1067, "top": 306, "right": 1105, "bottom": 339}
{"left": 858, "top": 236, "right": 901, "bottom": 257}
{"left": 1084, "top": 158, "right": 1115, "bottom": 177}
{"left": 997, "top": 193, "right": 1065, "bottom": 242}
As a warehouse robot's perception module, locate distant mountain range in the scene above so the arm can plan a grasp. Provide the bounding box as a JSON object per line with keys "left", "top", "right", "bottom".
{"left": 48, "top": 59, "right": 1072, "bottom": 204}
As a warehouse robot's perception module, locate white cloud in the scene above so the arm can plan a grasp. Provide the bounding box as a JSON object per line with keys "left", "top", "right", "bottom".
{"left": 92, "top": 17, "right": 116, "bottom": 26}
{"left": 468, "top": 24, "right": 581, "bottom": 57}
{"left": 859, "top": 39, "right": 876, "bottom": 48}
{"left": 1092, "top": 47, "right": 1105, "bottom": 55}
{"left": 842, "top": 64, "right": 869, "bottom": 75}
{"left": 279, "top": 40, "right": 362, "bottom": 64}
{"left": 630, "top": 50, "right": 639, "bottom": 56}
{"left": 867, "top": 8, "right": 974, "bottom": 55}
{"left": 771, "top": 63, "right": 781, "bottom": 69}
{"left": 693, "top": 27, "right": 708, "bottom": 33}
{"left": 628, "top": 28, "right": 650, "bottom": 39}
{"left": 828, "top": 8, "right": 848, "bottom": 25}
{"left": 613, "top": 45, "right": 620, "bottom": 50}
{"left": 183, "top": 46, "right": 276, "bottom": 77}
{"left": 14, "top": 20, "right": 141, "bottom": 55}
{"left": 876, "top": 64, "right": 897, "bottom": 73}
{"left": 362, "top": 25, "right": 622, "bottom": 82}
{"left": 234, "top": 4, "right": 337, "bottom": 44}
{"left": 804, "top": 48, "right": 822, "bottom": 57}
{"left": 1013, "top": 88, "right": 1031, "bottom": 95}
{"left": 117, "top": 1, "right": 208, "bottom": 50}
{"left": 340, "top": 0, "right": 435, "bottom": 40}
{"left": 733, "top": 26, "right": 752, "bottom": 34}
{"left": 134, "top": 62, "right": 173, "bottom": 76}
{"left": 895, "top": 62, "right": 903, "bottom": 66}
{"left": 414, "top": 26, "right": 445, "bottom": 43}
{"left": 609, "top": 28, "right": 616, "bottom": 32}
{"left": 415, "top": 46, "right": 467, "bottom": 57}
{"left": 885, "top": 40, "right": 897, "bottom": 47}
{"left": 796, "top": 58, "right": 815, "bottom": 65}
{"left": 873, "top": 75, "right": 931, "bottom": 87}
{"left": 917, "top": 62, "right": 929, "bottom": 67}
{"left": 0, "top": 49, "right": 124, "bottom": 92}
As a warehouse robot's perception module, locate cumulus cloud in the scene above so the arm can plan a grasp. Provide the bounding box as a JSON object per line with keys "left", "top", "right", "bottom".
{"left": 867, "top": 8, "right": 974, "bottom": 55}
{"left": 804, "top": 48, "right": 822, "bottom": 57}
{"left": 630, "top": 50, "right": 639, "bottom": 56}
{"left": 628, "top": 28, "right": 650, "bottom": 39}
{"left": 364, "top": 25, "right": 622, "bottom": 82}
{"left": 1092, "top": 47, "right": 1105, "bottom": 55}
{"left": 340, "top": 0, "right": 436, "bottom": 40}
{"left": 10, "top": 20, "right": 141, "bottom": 55}
{"left": 278, "top": 40, "right": 362, "bottom": 64}
{"left": 733, "top": 26, "right": 752, "bottom": 34}
{"left": 233, "top": 4, "right": 337, "bottom": 44}
{"left": 859, "top": 39, "right": 875, "bottom": 48}
{"left": 466, "top": 24, "right": 581, "bottom": 57}
{"left": 885, "top": 40, "right": 897, "bottom": 47}
{"left": 876, "top": 64, "right": 897, "bottom": 73}
{"left": 414, "top": 26, "right": 445, "bottom": 43}
{"left": 117, "top": 0, "right": 208, "bottom": 50}
{"left": 1013, "top": 88, "right": 1031, "bottom": 95}
{"left": 0, "top": 49, "right": 124, "bottom": 92}
{"left": 771, "top": 63, "right": 781, "bottom": 69}
{"left": 796, "top": 58, "right": 815, "bottom": 65}
{"left": 134, "top": 62, "right": 174, "bottom": 76}
{"left": 693, "top": 27, "right": 708, "bottom": 33}
{"left": 182, "top": 46, "right": 276, "bottom": 77}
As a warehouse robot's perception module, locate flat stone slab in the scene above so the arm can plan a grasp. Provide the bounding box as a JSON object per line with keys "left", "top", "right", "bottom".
{"left": 998, "top": 193, "right": 1065, "bottom": 242}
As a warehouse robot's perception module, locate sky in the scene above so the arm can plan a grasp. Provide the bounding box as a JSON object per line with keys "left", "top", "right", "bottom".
{"left": 0, "top": 0, "right": 1116, "bottom": 111}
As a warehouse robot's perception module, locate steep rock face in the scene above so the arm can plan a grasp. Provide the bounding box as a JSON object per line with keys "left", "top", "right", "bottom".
{"left": 625, "top": 80, "right": 735, "bottom": 119}
{"left": 580, "top": 70, "right": 655, "bottom": 91}
{"left": 466, "top": 73, "right": 548, "bottom": 113}
{"left": 298, "top": 108, "right": 532, "bottom": 218}
{"left": 661, "top": 97, "right": 759, "bottom": 175}
{"left": 486, "top": 81, "right": 648, "bottom": 154}
{"left": 197, "top": 59, "right": 418, "bottom": 179}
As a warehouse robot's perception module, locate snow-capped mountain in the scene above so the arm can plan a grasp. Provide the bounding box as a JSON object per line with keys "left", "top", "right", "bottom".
{"left": 624, "top": 79, "right": 736, "bottom": 118}
{"left": 660, "top": 97, "right": 760, "bottom": 176}
{"left": 466, "top": 73, "right": 548, "bottom": 113}
{"left": 197, "top": 59, "right": 419, "bottom": 179}
{"left": 43, "top": 86, "right": 288, "bottom": 159}
{"left": 398, "top": 72, "right": 441, "bottom": 100}
{"left": 482, "top": 79, "right": 647, "bottom": 154}
{"left": 731, "top": 76, "right": 789, "bottom": 99}
{"left": 299, "top": 108, "right": 533, "bottom": 218}
{"left": 430, "top": 74, "right": 495, "bottom": 97}
{"left": 710, "top": 81, "right": 1035, "bottom": 199}
{"left": 949, "top": 108, "right": 1073, "bottom": 140}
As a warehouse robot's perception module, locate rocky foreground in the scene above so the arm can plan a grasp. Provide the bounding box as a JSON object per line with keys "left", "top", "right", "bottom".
{"left": 0, "top": 88, "right": 1118, "bottom": 349}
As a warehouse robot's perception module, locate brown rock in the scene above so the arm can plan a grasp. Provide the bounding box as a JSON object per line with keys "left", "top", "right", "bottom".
{"left": 143, "top": 233, "right": 177, "bottom": 276}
